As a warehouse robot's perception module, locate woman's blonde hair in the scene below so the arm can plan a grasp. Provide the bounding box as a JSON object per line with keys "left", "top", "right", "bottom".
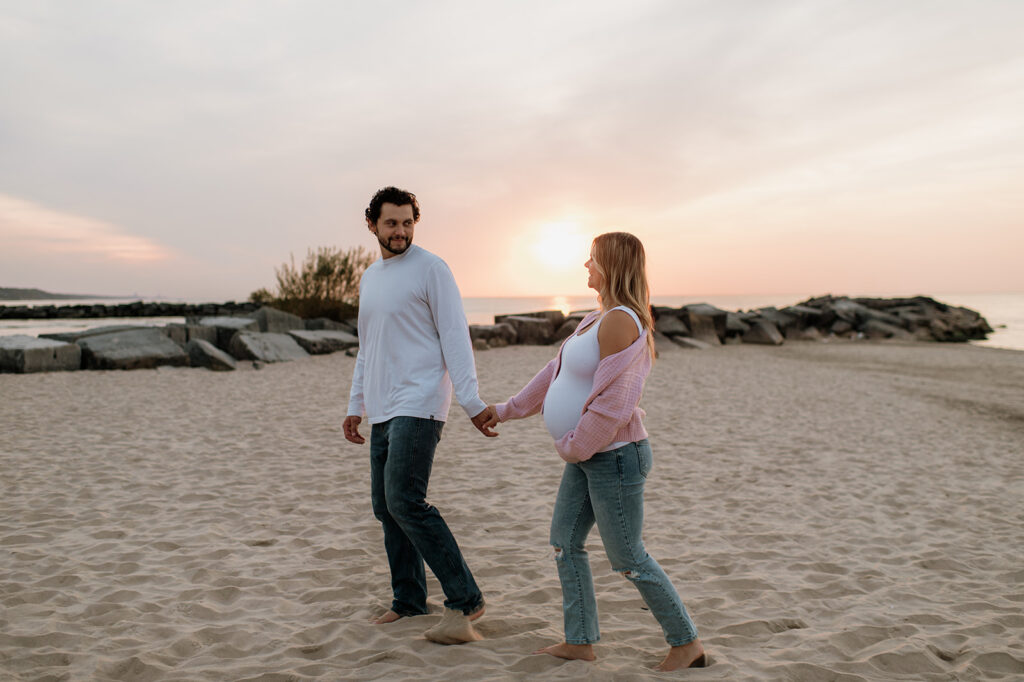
{"left": 591, "top": 231, "right": 655, "bottom": 360}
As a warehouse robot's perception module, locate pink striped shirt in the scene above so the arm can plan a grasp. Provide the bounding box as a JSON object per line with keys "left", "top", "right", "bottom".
{"left": 495, "top": 309, "right": 652, "bottom": 463}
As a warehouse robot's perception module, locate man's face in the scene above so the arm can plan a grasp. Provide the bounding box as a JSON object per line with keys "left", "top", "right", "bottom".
{"left": 368, "top": 202, "right": 416, "bottom": 258}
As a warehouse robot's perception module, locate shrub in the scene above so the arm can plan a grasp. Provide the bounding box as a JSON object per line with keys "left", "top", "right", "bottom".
{"left": 250, "top": 245, "right": 375, "bottom": 321}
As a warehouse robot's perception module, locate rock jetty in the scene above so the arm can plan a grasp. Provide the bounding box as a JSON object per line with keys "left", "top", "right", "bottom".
{"left": 0, "top": 296, "right": 995, "bottom": 373}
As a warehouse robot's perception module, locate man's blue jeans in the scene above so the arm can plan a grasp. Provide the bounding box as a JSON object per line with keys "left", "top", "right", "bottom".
{"left": 370, "top": 416, "right": 483, "bottom": 616}
{"left": 550, "top": 439, "right": 699, "bottom": 646}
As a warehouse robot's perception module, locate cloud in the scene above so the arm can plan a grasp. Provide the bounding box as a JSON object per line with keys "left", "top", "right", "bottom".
{"left": 0, "top": 194, "right": 174, "bottom": 263}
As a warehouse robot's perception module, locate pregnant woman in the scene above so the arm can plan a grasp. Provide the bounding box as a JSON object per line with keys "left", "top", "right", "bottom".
{"left": 481, "top": 231, "right": 706, "bottom": 671}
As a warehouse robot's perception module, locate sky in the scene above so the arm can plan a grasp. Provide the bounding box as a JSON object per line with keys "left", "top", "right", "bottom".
{"left": 1, "top": 0, "right": 1022, "bottom": 301}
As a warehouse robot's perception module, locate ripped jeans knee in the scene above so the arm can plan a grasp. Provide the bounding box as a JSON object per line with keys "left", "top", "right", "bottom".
{"left": 614, "top": 565, "right": 647, "bottom": 581}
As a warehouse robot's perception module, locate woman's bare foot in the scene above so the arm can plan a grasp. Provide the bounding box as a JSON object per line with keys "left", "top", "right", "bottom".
{"left": 656, "top": 639, "right": 707, "bottom": 671}
{"left": 370, "top": 609, "right": 402, "bottom": 624}
{"left": 535, "top": 642, "right": 596, "bottom": 661}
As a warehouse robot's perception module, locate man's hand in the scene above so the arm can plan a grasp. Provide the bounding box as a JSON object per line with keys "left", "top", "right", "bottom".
{"left": 343, "top": 415, "right": 366, "bottom": 444}
{"left": 471, "top": 406, "right": 499, "bottom": 437}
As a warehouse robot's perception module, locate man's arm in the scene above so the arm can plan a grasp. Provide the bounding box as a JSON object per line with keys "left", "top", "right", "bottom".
{"left": 427, "top": 260, "right": 488, "bottom": 420}
{"left": 344, "top": 334, "right": 367, "bottom": 445}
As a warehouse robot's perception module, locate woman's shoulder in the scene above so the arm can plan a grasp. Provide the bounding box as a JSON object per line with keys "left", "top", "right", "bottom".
{"left": 597, "top": 308, "right": 641, "bottom": 356}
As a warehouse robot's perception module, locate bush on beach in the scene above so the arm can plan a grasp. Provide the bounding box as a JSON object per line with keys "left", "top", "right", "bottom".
{"left": 249, "top": 245, "right": 374, "bottom": 321}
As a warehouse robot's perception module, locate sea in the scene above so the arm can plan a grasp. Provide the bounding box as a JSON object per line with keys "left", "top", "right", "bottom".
{"left": 1, "top": 293, "right": 1022, "bottom": 352}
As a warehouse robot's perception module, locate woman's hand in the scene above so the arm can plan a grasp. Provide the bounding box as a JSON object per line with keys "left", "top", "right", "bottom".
{"left": 471, "top": 406, "right": 499, "bottom": 437}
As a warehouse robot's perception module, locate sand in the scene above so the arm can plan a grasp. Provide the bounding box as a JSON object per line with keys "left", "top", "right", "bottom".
{"left": 2, "top": 341, "right": 1023, "bottom": 681}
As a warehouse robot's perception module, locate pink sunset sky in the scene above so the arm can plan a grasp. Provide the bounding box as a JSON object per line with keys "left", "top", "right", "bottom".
{"left": 1, "top": 0, "right": 1022, "bottom": 301}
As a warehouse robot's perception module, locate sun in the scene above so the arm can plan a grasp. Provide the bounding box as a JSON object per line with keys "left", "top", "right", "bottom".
{"left": 532, "top": 222, "right": 590, "bottom": 270}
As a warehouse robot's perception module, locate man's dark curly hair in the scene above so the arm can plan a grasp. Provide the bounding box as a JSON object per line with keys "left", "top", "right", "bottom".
{"left": 365, "top": 186, "right": 421, "bottom": 224}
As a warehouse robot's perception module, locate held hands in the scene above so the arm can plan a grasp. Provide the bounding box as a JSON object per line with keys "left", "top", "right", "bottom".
{"left": 471, "top": 405, "right": 500, "bottom": 437}
{"left": 343, "top": 415, "right": 365, "bottom": 444}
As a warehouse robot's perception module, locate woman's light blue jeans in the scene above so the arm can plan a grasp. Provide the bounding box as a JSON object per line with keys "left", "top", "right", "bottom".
{"left": 550, "top": 439, "right": 699, "bottom": 646}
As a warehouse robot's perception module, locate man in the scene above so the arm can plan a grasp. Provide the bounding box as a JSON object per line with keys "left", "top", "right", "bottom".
{"left": 343, "top": 186, "right": 496, "bottom": 645}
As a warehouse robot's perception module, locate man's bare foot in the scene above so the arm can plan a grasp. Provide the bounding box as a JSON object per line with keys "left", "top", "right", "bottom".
{"left": 370, "top": 609, "right": 402, "bottom": 624}
{"left": 424, "top": 608, "right": 483, "bottom": 645}
{"left": 534, "top": 642, "right": 596, "bottom": 661}
{"left": 655, "top": 640, "right": 707, "bottom": 671}
{"left": 469, "top": 604, "right": 485, "bottom": 622}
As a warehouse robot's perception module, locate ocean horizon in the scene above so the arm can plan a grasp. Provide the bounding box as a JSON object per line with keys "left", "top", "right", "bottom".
{"left": 2, "top": 292, "right": 1022, "bottom": 352}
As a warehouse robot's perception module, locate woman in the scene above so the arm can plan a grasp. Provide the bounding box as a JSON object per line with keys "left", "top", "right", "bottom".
{"left": 480, "top": 232, "right": 706, "bottom": 671}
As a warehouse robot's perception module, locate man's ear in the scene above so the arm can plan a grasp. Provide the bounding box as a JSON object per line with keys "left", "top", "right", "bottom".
{"left": 366, "top": 218, "right": 376, "bottom": 233}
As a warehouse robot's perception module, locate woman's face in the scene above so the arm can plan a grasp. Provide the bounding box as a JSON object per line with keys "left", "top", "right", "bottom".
{"left": 585, "top": 248, "right": 604, "bottom": 292}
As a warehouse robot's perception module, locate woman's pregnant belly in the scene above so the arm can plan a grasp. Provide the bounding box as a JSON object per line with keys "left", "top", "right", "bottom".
{"left": 543, "top": 373, "right": 593, "bottom": 440}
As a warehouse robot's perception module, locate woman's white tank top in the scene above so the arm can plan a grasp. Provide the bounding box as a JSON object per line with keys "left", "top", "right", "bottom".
{"left": 543, "top": 306, "right": 643, "bottom": 451}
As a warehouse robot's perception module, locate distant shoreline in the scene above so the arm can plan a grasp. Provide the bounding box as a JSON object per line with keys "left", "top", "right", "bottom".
{"left": 0, "top": 287, "right": 121, "bottom": 301}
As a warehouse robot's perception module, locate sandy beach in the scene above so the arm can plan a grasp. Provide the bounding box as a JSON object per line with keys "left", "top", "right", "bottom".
{"left": 2, "top": 341, "right": 1023, "bottom": 681}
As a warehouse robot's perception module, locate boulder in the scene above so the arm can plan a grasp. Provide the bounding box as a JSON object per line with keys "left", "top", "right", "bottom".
{"left": 862, "top": 319, "right": 912, "bottom": 340}
{"left": 77, "top": 328, "right": 190, "bottom": 370}
{"left": 186, "top": 339, "right": 237, "bottom": 371}
{"left": 305, "top": 317, "right": 358, "bottom": 334}
{"left": 470, "top": 322, "right": 518, "bottom": 347}
{"left": 742, "top": 320, "right": 785, "bottom": 345}
{"left": 654, "top": 313, "right": 689, "bottom": 337}
{"left": 195, "top": 316, "right": 259, "bottom": 351}
{"left": 681, "top": 303, "right": 729, "bottom": 340}
{"left": 0, "top": 335, "right": 81, "bottom": 373}
{"left": 253, "top": 306, "right": 305, "bottom": 333}
{"left": 498, "top": 315, "right": 555, "bottom": 345}
{"left": 784, "top": 326, "right": 823, "bottom": 342}
{"left": 228, "top": 331, "right": 310, "bottom": 363}
{"left": 495, "top": 309, "right": 566, "bottom": 330}
{"left": 552, "top": 318, "right": 582, "bottom": 343}
{"left": 726, "top": 312, "right": 752, "bottom": 336}
{"left": 287, "top": 329, "right": 359, "bottom": 355}
{"left": 473, "top": 338, "right": 489, "bottom": 351}
{"left": 40, "top": 325, "right": 151, "bottom": 343}
{"left": 682, "top": 308, "right": 722, "bottom": 346}
{"left": 162, "top": 323, "right": 218, "bottom": 347}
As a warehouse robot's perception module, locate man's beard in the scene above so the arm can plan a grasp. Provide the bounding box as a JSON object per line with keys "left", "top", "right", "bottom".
{"left": 378, "top": 235, "right": 411, "bottom": 256}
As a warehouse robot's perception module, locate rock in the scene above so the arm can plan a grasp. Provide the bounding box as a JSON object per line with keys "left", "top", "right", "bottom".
{"left": 725, "top": 312, "right": 751, "bottom": 337}
{"left": 552, "top": 319, "right": 582, "bottom": 342}
{"left": 862, "top": 319, "right": 913, "bottom": 340}
{"left": 40, "top": 325, "right": 151, "bottom": 343}
{"left": 186, "top": 339, "right": 237, "bottom": 371}
{"left": 304, "top": 317, "right": 357, "bottom": 334}
{"left": 681, "top": 303, "right": 729, "bottom": 341}
{"left": 162, "top": 324, "right": 218, "bottom": 347}
{"left": 253, "top": 306, "right": 305, "bottom": 333}
{"left": 195, "top": 316, "right": 259, "bottom": 351}
{"left": 682, "top": 308, "right": 722, "bottom": 346}
{"left": 228, "top": 331, "right": 310, "bottom": 363}
{"left": 495, "top": 309, "right": 565, "bottom": 330}
{"left": 0, "top": 335, "right": 82, "bottom": 373}
{"left": 742, "top": 319, "right": 785, "bottom": 345}
{"left": 654, "top": 313, "right": 689, "bottom": 337}
{"left": 287, "top": 330, "right": 359, "bottom": 355}
{"left": 470, "top": 323, "right": 518, "bottom": 347}
{"left": 473, "top": 338, "right": 489, "bottom": 351}
{"left": 498, "top": 315, "right": 555, "bottom": 345}
{"left": 785, "top": 326, "right": 823, "bottom": 342}
{"left": 77, "top": 328, "right": 190, "bottom": 370}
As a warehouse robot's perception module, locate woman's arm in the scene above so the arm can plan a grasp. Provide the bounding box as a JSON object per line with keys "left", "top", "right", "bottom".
{"left": 494, "top": 356, "right": 558, "bottom": 422}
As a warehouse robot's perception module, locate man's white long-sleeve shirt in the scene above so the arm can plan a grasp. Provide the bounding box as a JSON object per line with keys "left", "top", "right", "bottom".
{"left": 347, "top": 245, "right": 487, "bottom": 424}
